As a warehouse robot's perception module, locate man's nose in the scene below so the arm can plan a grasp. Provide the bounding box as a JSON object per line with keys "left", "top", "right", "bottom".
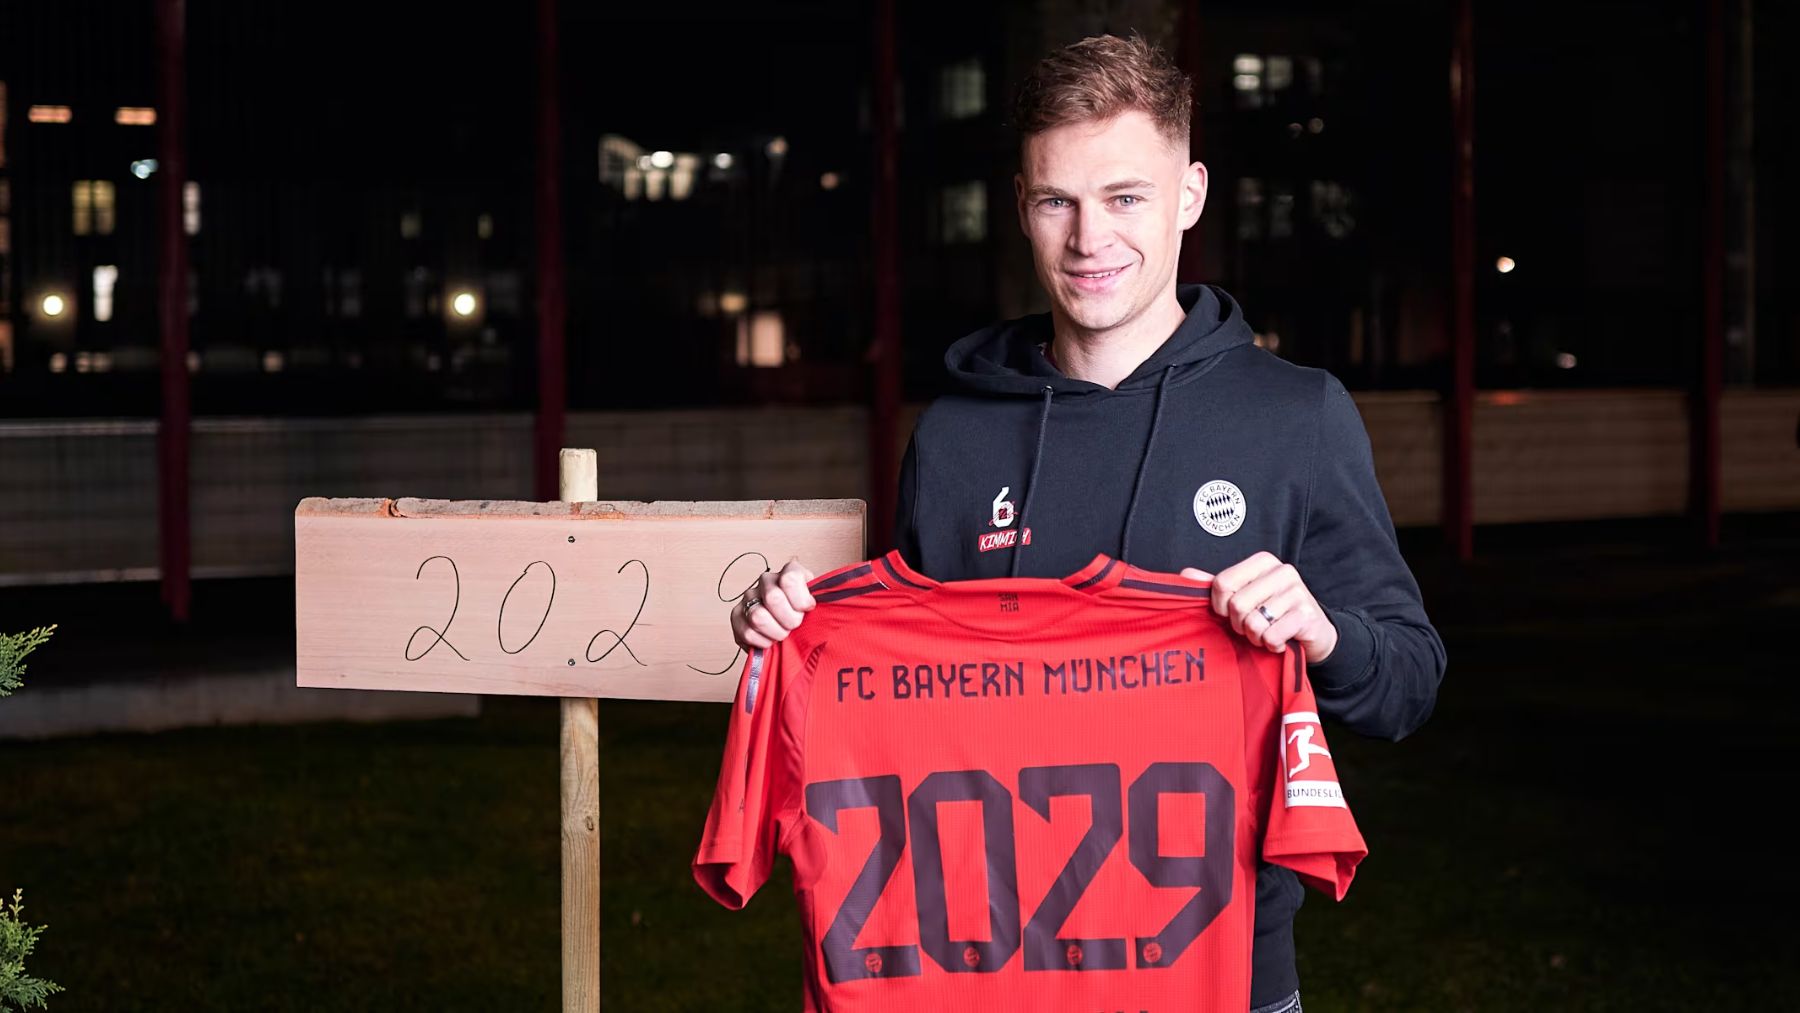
{"left": 1067, "top": 202, "right": 1113, "bottom": 258}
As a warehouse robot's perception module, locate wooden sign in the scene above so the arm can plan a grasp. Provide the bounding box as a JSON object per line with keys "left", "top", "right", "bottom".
{"left": 296, "top": 496, "right": 865, "bottom": 703}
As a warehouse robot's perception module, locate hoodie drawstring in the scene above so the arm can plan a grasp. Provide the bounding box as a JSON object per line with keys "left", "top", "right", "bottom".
{"left": 1009, "top": 385, "right": 1055, "bottom": 578}
{"left": 1119, "top": 366, "right": 1175, "bottom": 564}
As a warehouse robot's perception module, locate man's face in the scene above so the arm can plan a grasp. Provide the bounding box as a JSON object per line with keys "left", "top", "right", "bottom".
{"left": 1016, "top": 110, "right": 1207, "bottom": 339}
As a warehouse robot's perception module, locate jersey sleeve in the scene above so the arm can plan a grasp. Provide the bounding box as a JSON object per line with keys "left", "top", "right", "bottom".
{"left": 1261, "top": 648, "right": 1368, "bottom": 901}
{"left": 693, "top": 644, "right": 798, "bottom": 910}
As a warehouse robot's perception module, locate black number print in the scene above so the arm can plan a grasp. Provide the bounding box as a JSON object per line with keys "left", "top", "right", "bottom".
{"left": 586, "top": 559, "right": 648, "bottom": 666}
{"left": 688, "top": 551, "right": 772, "bottom": 676}
{"left": 1126, "top": 762, "right": 1235, "bottom": 969}
{"left": 805, "top": 761, "right": 1240, "bottom": 981}
{"left": 496, "top": 560, "right": 556, "bottom": 655}
{"left": 804, "top": 775, "right": 921, "bottom": 983}
{"left": 405, "top": 555, "right": 469, "bottom": 661}
{"left": 908, "top": 770, "right": 1021, "bottom": 974}
{"left": 1019, "top": 763, "right": 1126, "bottom": 972}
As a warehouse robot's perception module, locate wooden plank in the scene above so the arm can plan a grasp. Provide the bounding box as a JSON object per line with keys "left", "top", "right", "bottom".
{"left": 295, "top": 497, "right": 864, "bottom": 702}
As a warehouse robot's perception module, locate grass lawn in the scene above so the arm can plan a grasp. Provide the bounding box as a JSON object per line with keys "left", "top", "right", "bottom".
{"left": 4, "top": 526, "right": 1797, "bottom": 1010}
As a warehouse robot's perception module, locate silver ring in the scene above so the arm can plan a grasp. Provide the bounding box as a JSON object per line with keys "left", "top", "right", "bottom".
{"left": 1256, "top": 605, "right": 1277, "bottom": 626}
{"left": 742, "top": 596, "right": 762, "bottom": 615}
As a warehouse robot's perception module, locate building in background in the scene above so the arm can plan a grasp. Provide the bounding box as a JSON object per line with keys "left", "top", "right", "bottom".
{"left": 0, "top": 0, "right": 1793, "bottom": 421}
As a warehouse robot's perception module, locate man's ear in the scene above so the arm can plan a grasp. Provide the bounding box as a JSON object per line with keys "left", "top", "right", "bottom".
{"left": 1179, "top": 161, "right": 1209, "bottom": 231}
{"left": 1014, "top": 172, "right": 1029, "bottom": 234}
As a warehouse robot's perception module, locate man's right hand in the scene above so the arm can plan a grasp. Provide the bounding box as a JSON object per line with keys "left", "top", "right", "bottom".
{"left": 731, "top": 559, "right": 816, "bottom": 649}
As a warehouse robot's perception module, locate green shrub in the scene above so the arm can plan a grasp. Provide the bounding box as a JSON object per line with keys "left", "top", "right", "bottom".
{"left": 0, "top": 891, "right": 61, "bottom": 1011}
{"left": 1, "top": 625, "right": 59, "bottom": 1010}
{"left": 0, "top": 626, "right": 55, "bottom": 698}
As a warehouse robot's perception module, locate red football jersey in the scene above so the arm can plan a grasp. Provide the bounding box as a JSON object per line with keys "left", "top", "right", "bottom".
{"left": 695, "top": 551, "right": 1365, "bottom": 1012}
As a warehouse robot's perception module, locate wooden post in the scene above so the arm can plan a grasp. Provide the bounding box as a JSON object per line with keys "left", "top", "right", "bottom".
{"left": 559, "top": 448, "right": 599, "bottom": 1012}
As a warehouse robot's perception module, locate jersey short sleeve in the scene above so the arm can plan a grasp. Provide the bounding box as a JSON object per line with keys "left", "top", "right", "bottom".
{"left": 694, "top": 645, "right": 800, "bottom": 910}
{"left": 1260, "top": 650, "right": 1366, "bottom": 900}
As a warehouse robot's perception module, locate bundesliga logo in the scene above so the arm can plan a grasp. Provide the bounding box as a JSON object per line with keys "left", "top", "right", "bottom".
{"left": 1281, "top": 710, "right": 1346, "bottom": 809}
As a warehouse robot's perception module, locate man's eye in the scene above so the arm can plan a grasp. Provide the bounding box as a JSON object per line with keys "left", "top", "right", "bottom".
{"left": 1116, "top": 195, "right": 1140, "bottom": 206}
{"left": 1044, "top": 198, "right": 1069, "bottom": 208}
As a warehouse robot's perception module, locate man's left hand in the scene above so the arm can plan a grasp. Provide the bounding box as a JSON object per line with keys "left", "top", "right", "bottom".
{"left": 1181, "top": 552, "right": 1339, "bottom": 663}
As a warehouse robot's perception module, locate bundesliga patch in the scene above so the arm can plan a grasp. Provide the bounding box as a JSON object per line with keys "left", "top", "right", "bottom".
{"left": 976, "top": 527, "right": 1032, "bottom": 552}
{"left": 1282, "top": 710, "right": 1345, "bottom": 808}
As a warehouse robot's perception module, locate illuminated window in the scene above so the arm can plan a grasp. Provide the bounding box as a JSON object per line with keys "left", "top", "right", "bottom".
{"left": 93, "top": 265, "right": 118, "bottom": 322}
{"left": 670, "top": 153, "right": 701, "bottom": 200}
{"left": 1266, "top": 56, "right": 1294, "bottom": 92}
{"left": 115, "top": 107, "right": 157, "bottom": 126}
{"left": 476, "top": 213, "right": 493, "bottom": 239}
{"left": 93, "top": 181, "right": 115, "bottom": 234}
{"left": 736, "top": 310, "right": 785, "bottom": 368}
{"left": 400, "top": 211, "right": 421, "bottom": 239}
{"left": 939, "top": 59, "right": 985, "bottom": 120}
{"left": 940, "top": 181, "right": 987, "bottom": 244}
{"left": 72, "top": 180, "right": 116, "bottom": 235}
{"left": 1232, "top": 54, "right": 1264, "bottom": 108}
{"left": 27, "top": 105, "right": 72, "bottom": 124}
{"left": 183, "top": 182, "right": 201, "bottom": 235}
{"left": 599, "top": 134, "right": 649, "bottom": 200}
{"left": 1234, "top": 54, "right": 1303, "bottom": 109}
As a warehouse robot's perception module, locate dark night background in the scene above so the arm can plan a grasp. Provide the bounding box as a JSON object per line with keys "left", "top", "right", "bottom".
{"left": 2, "top": 0, "right": 1797, "bottom": 1010}
{"left": 5, "top": 0, "right": 1795, "bottom": 416}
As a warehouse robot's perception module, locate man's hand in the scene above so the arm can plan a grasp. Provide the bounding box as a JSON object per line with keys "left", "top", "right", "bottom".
{"left": 1181, "top": 552, "right": 1339, "bottom": 664}
{"left": 731, "top": 559, "right": 816, "bottom": 650}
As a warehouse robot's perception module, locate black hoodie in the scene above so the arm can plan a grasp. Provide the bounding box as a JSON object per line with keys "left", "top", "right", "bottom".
{"left": 893, "top": 283, "right": 1445, "bottom": 1005}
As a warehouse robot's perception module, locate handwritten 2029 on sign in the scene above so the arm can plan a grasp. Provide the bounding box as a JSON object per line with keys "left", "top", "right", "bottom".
{"left": 295, "top": 498, "right": 865, "bottom": 703}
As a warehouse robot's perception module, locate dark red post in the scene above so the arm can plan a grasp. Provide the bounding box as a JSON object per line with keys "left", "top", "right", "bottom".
{"left": 156, "top": 0, "right": 191, "bottom": 621}
{"left": 868, "top": 0, "right": 902, "bottom": 553}
{"left": 534, "top": 0, "right": 567, "bottom": 502}
{"left": 1445, "top": 0, "right": 1476, "bottom": 561}
{"left": 1695, "top": 0, "right": 1724, "bottom": 547}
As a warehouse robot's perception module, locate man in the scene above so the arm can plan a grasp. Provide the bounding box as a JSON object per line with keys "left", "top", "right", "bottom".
{"left": 732, "top": 33, "right": 1444, "bottom": 1013}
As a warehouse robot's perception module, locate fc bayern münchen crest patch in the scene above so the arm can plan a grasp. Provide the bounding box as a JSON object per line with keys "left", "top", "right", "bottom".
{"left": 1193, "top": 480, "right": 1246, "bottom": 536}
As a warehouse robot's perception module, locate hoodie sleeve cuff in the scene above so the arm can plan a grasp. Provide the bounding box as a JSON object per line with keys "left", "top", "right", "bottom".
{"left": 1310, "top": 606, "right": 1376, "bottom": 691}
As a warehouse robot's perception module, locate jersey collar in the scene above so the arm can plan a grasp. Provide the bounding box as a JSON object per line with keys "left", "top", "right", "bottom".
{"left": 878, "top": 550, "right": 1128, "bottom": 596}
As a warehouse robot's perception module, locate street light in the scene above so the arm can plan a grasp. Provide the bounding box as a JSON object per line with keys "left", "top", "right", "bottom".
{"left": 41, "top": 294, "right": 67, "bottom": 318}
{"left": 451, "top": 291, "right": 478, "bottom": 317}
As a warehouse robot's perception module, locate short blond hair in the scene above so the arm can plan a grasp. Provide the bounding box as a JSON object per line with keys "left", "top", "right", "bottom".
{"left": 1013, "top": 33, "right": 1192, "bottom": 149}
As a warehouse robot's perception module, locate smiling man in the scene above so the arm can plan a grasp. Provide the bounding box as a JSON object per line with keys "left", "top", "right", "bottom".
{"left": 733, "top": 33, "right": 1445, "bottom": 1013}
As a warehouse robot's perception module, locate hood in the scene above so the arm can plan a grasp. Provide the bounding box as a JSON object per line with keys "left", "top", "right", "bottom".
{"left": 943, "top": 284, "right": 1255, "bottom": 397}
